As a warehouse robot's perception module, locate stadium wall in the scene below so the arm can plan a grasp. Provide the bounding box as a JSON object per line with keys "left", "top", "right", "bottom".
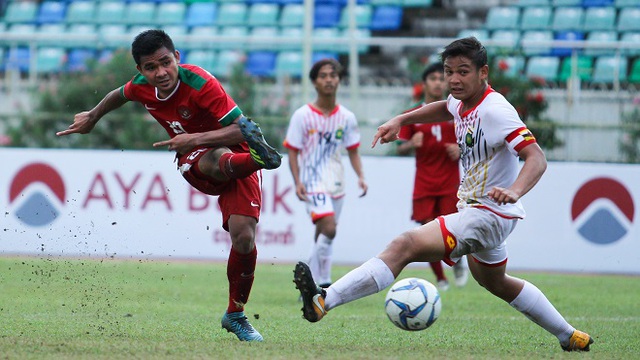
{"left": 1, "top": 148, "right": 638, "bottom": 275}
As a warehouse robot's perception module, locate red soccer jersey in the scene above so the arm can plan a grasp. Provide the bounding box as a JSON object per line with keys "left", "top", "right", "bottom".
{"left": 121, "top": 64, "right": 247, "bottom": 153}
{"left": 398, "top": 103, "right": 460, "bottom": 199}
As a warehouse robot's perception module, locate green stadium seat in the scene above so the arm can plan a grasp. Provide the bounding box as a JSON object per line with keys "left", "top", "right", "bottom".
{"left": 3, "top": 1, "right": 38, "bottom": 24}
{"left": 96, "top": 2, "right": 126, "bottom": 25}
{"left": 339, "top": 5, "right": 372, "bottom": 28}
{"left": 36, "top": 23, "right": 66, "bottom": 47}
{"left": 552, "top": 0, "right": 581, "bottom": 5}
{"left": 248, "top": 26, "right": 279, "bottom": 51}
{"left": 592, "top": 55, "right": 628, "bottom": 83}
{"left": 584, "top": 31, "right": 618, "bottom": 56}
{"left": 279, "top": 27, "right": 303, "bottom": 50}
{"left": 552, "top": 7, "right": 584, "bottom": 32}
{"left": 458, "top": 29, "right": 490, "bottom": 43}
{"left": 156, "top": 3, "right": 186, "bottom": 26}
{"left": 339, "top": 28, "right": 371, "bottom": 54}
{"left": 212, "top": 50, "right": 244, "bottom": 78}
{"left": 370, "top": 0, "right": 402, "bottom": 5}
{"left": 65, "top": 1, "right": 96, "bottom": 24}
{"left": 185, "top": 50, "right": 217, "bottom": 72}
{"left": 35, "top": 47, "right": 66, "bottom": 73}
{"left": 124, "top": 3, "right": 156, "bottom": 26}
{"left": 65, "top": 24, "right": 99, "bottom": 49}
{"left": 98, "top": 24, "right": 129, "bottom": 48}
{"left": 313, "top": 28, "right": 340, "bottom": 52}
{"left": 485, "top": 7, "right": 520, "bottom": 30}
{"left": 489, "top": 30, "right": 521, "bottom": 53}
{"left": 620, "top": 32, "right": 640, "bottom": 56}
{"left": 526, "top": 56, "right": 560, "bottom": 82}
{"left": 6, "top": 24, "right": 37, "bottom": 45}
{"left": 618, "top": 8, "right": 640, "bottom": 32}
{"left": 402, "top": 0, "right": 433, "bottom": 6}
{"left": 521, "top": 30, "right": 553, "bottom": 56}
{"left": 627, "top": 58, "right": 640, "bottom": 83}
{"left": 615, "top": 0, "right": 640, "bottom": 7}
{"left": 247, "top": 4, "right": 280, "bottom": 27}
{"left": 187, "top": 26, "right": 218, "bottom": 50}
{"left": 558, "top": 56, "right": 593, "bottom": 82}
{"left": 216, "top": 3, "right": 248, "bottom": 27}
{"left": 520, "top": 7, "right": 552, "bottom": 31}
{"left": 275, "top": 51, "right": 303, "bottom": 77}
{"left": 162, "top": 25, "right": 189, "bottom": 45}
{"left": 515, "top": 0, "right": 550, "bottom": 5}
{"left": 217, "top": 26, "right": 249, "bottom": 50}
{"left": 494, "top": 56, "right": 526, "bottom": 77}
{"left": 583, "top": 7, "right": 616, "bottom": 32}
{"left": 280, "top": 4, "right": 304, "bottom": 27}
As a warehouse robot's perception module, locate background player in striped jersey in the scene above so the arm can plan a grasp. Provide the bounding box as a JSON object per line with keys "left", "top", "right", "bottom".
{"left": 294, "top": 37, "right": 592, "bottom": 352}
{"left": 284, "top": 59, "right": 368, "bottom": 289}
{"left": 397, "top": 62, "right": 468, "bottom": 291}
{"left": 57, "top": 29, "right": 281, "bottom": 342}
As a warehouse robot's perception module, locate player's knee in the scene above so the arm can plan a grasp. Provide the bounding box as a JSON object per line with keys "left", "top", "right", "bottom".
{"left": 200, "top": 147, "right": 231, "bottom": 181}
{"left": 230, "top": 228, "right": 256, "bottom": 253}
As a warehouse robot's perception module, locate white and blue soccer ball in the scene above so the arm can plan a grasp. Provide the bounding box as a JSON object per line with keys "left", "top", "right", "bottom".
{"left": 384, "top": 277, "right": 441, "bottom": 331}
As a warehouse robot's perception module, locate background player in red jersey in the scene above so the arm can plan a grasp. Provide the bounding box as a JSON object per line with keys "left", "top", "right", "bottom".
{"left": 396, "top": 63, "right": 468, "bottom": 291}
{"left": 57, "top": 29, "right": 281, "bottom": 342}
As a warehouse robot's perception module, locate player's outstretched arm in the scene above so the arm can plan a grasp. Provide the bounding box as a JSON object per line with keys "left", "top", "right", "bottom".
{"left": 373, "top": 100, "right": 451, "bottom": 148}
{"left": 56, "top": 88, "right": 128, "bottom": 136}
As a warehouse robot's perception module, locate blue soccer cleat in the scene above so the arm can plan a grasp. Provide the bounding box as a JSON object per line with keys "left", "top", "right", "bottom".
{"left": 221, "top": 311, "right": 264, "bottom": 342}
{"left": 238, "top": 116, "right": 282, "bottom": 170}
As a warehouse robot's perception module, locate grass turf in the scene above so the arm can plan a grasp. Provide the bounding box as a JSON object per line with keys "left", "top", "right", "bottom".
{"left": 0, "top": 256, "right": 637, "bottom": 359}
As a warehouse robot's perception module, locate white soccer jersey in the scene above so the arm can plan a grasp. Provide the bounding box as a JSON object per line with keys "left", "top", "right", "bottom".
{"left": 446, "top": 86, "right": 537, "bottom": 218}
{"left": 284, "top": 104, "right": 361, "bottom": 197}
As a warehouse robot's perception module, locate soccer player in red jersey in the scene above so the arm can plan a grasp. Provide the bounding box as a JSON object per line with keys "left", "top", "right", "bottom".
{"left": 57, "top": 29, "right": 281, "bottom": 342}
{"left": 396, "top": 63, "right": 468, "bottom": 291}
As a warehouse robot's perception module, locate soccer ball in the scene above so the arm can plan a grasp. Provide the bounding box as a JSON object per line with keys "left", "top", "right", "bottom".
{"left": 384, "top": 277, "right": 441, "bottom": 331}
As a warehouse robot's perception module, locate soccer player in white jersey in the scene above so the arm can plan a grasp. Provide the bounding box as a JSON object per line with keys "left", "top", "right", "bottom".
{"left": 294, "top": 38, "right": 593, "bottom": 352}
{"left": 284, "top": 59, "right": 368, "bottom": 288}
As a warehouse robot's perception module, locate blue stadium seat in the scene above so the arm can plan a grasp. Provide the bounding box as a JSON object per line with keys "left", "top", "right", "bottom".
{"left": 6, "top": 47, "right": 32, "bottom": 73}
{"left": 185, "top": 3, "right": 218, "bottom": 28}
{"left": 65, "top": 1, "right": 96, "bottom": 24}
{"left": 275, "top": 51, "right": 303, "bottom": 77}
{"left": 369, "top": 6, "right": 402, "bottom": 31}
{"left": 583, "top": 7, "right": 616, "bottom": 32}
{"left": 280, "top": 4, "right": 304, "bottom": 27}
{"left": 314, "top": 4, "right": 342, "bottom": 28}
{"left": 520, "top": 7, "right": 552, "bottom": 31}
{"left": 485, "top": 7, "right": 520, "bottom": 30}
{"left": 156, "top": 2, "right": 187, "bottom": 26}
{"left": 2, "top": 2, "right": 38, "bottom": 24}
{"left": 246, "top": 51, "right": 277, "bottom": 76}
{"left": 279, "top": 0, "right": 303, "bottom": 5}
{"left": 551, "top": 7, "right": 584, "bottom": 32}
{"left": 312, "top": 51, "right": 339, "bottom": 63}
{"left": 35, "top": 47, "right": 66, "bottom": 73}
{"left": 339, "top": 5, "right": 372, "bottom": 28}
{"left": 618, "top": 8, "right": 640, "bottom": 32}
{"left": 247, "top": 4, "right": 280, "bottom": 27}
{"left": 216, "top": 3, "right": 248, "bottom": 27}
{"left": 521, "top": 30, "right": 553, "bottom": 56}
{"left": 592, "top": 55, "right": 628, "bottom": 83}
{"left": 37, "top": 1, "right": 67, "bottom": 24}
{"left": 67, "top": 48, "right": 96, "bottom": 72}
{"left": 551, "top": 30, "right": 584, "bottom": 56}
{"left": 526, "top": 56, "right": 560, "bottom": 82}
{"left": 584, "top": 31, "right": 618, "bottom": 56}
{"left": 582, "top": 0, "right": 614, "bottom": 6}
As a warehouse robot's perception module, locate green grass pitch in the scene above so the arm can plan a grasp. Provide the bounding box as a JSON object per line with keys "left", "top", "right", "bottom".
{"left": 0, "top": 256, "right": 638, "bottom": 359}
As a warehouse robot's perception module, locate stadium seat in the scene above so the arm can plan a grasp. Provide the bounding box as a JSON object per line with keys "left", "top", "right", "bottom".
{"left": 314, "top": 4, "right": 342, "bottom": 28}
{"left": 186, "top": 26, "right": 218, "bottom": 50}
{"left": 618, "top": 8, "right": 640, "bottom": 32}
{"left": 615, "top": 0, "right": 640, "bottom": 7}
{"left": 521, "top": 30, "right": 553, "bottom": 56}
{"left": 312, "top": 51, "right": 339, "bottom": 63}
{"left": 184, "top": 50, "right": 217, "bottom": 72}
{"left": 583, "top": 7, "right": 616, "bottom": 32}
{"left": 558, "top": 56, "right": 593, "bottom": 82}
{"left": 65, "top": 24, "right": 99, "bottom": 49}
{"left": 6, "top": 24, "right": 37, "bottom": 45}
{"left": 551, "top": 7, "right": 584, "bottom": 32}
{"left": 246, "top": 51, "right": 277, "bottom": 76}
{"left": 369, "top": 6, "right": 403, "bottom": 31}
{"left": 35, "top": 47, "right": 66, "bottom": 73}
{"left": 279, "top": 27, "right": 303, "bottom": 50}
{"left": 5, "top": 47, "right": 32, "bottom": 73}
{"left": 65, "top": 1, "right": 96, "bottom": 24}
{"left": 526, "top": 56, "right": 560, "bottom": 82}
{"left": 620, "top": 32, "right": 640, "bottom": 56}
{"left": 457, "top": 29, "right": 490, "bottom": 43}
{"left": 212, "top": 50, "right": 244, "bottom": 78}
{"left": 67, "top": 48, "right": 96, "bottom": 72}
{"left": 515, "top": 0, "right": 550, "bottom": 5}
{"left": 494, "top": 56, "right": 526, "bottom": 77}
{"left": 0, "top": 48, "right": 5, "bottom": 72}
{"left": 627, "top": 58, "right": 640, "bottom": 83}
{"left": 280, "top": 4, "right": 304, "bottom": 27}
{"left": 95, "top": 2, "right": 126, "bottom": 25}
{"left": 339, "top": 5, "right": 372, "bottom": 28}
{"left": 275, "top": 50, "right": 303, "bottom": 77}
{"left": 313, "top": 28, "right": 340, "bottom": 52}
{"left": 592, "top": 55, "right": 628, "bottom": 83}
{"left": 185, "top": 3, "right": 218, "bottom": 28}
{"left": 552, "top": 0, "right": 581, "bottom": 5}
{"left": 156, "top": 2, "right": 187, "bottom": 26}
{"left": 488, "top": 30, "right": 520, "bottom": 54}
{"left": 248, "top": 26, "right": 279, "bottom": 51}
{"left": 370, "top": 0, "right": 402, "bottom": 5}
{"left": 2, "top": 2, "right": 38, "bottom": 24}
{"left": 36, "top": 23, "right": 66, "bottom": 47}
{"left": 520, "top": 7, "right": 552, "bottom": 31}
{"left": 484, "top": 7, "right": 520, "bottom": 31}
{"left": 124, "top": 3, "right": 156, "bottom": 26}
{"left": 98, "top": 24, "right": 129, "bottom": 49}
{"left": 216, "top": 3, "right": 248, "bottom": 27}
{"left": 551, "top": 30, "right": 584, "bottom": 57}
{"left": 247, "top": 4, "right": 280, "bottom": 27}
{"left": 402, "top": 0, "right": 433, "bottom": 6}
{"left": 217, "top": 26, "right": 249, "bottom": 50}
{"left": 339, "top": 28, "right": 371, "bottom": 53}
{"left": 36, "top": 1, "right": 67, "bottom": 25}
{"left": 162, "top": 25, "right": 189, "bottom": 43}
{"left": 584, "top": 31, "right": 618, "bottom": 56}
{"left": 582, "top": 0, "right": 614, "bottom": 6}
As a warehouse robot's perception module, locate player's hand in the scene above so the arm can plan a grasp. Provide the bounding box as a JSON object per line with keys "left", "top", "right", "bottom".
{"left": 358, "top": 177, "right": 368, "bottom": 198}
{"left": 295, "top": 183, "right": 308, "bottom": 202}
{"left": 410, "top": 132, "right": 424, "bottom": 148}
{"left": 153, "top": 133, "right": 196, "bottom": 154}
{"left": 56, "top": 111, "right": 97, "bottom": 136}
{"left": 488, "top": 187, "right": 520, "bottom": 205}
{"left": 444, "top": 143, "right": 460, "bottom": 161}
{"left": 372, "top": 117, "right": 402, "bottom": 148}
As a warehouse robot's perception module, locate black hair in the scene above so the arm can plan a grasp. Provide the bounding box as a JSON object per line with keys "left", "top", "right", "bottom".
{"left": 421, "top": 62, "right": 444, "bottom": 82}
{"left": 131, "top": 29, "right": 176, "bottom": 65}
{"left": 440, "top": 37, "right": 488, "bottom": 70}
{"left": 309, "top": 58, "right": 343, "bottom": 81}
